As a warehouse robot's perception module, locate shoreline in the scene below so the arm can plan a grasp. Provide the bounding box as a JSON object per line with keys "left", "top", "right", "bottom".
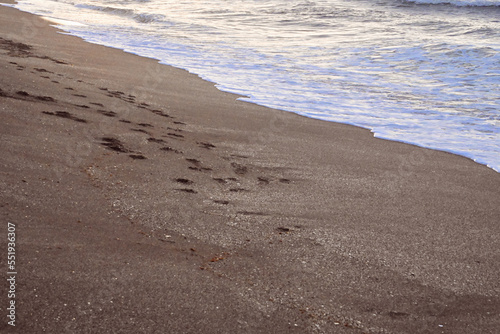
{"left": 8, "top": 1, "right": 499, "bottom": 174}
{"left": 1, "top": 3, "right": 499, "bottom": 334}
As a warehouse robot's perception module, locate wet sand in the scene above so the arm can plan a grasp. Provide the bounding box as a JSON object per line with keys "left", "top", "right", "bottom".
{"left": 0, "top": 3, "right": 499, "bottom": 333}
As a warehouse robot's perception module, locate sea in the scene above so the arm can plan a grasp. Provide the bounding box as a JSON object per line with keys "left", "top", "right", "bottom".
{"left": 9, "top": 0, "right": 500, "bottom": 172}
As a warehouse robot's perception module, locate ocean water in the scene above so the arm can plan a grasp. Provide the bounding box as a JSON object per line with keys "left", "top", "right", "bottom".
{"left": 10, "top": 0, "right": 500, "bottom": 171}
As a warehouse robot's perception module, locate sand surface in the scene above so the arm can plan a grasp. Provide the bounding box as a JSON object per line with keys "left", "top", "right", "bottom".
{"left": 1, "top": 3, "right": 499, "bottom": 333}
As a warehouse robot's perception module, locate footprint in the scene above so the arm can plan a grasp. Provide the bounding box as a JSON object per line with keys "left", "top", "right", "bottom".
{"left": 16, "top": 91, "right": 30, "bottom": 97}
{"left": 151, "top": 109, "right": 172, "bottom": 118}
{"left": 100, "top": 137, "right": 130, "bottom": 153}
{"left": 229, "top": 188, "right": 248, "bottom": 192}
{"left": 48, "top": 58, "right": 68, "bottom": 65}
{"left": 129, "top": 154, "right": 147, "bottom": 160}
{"left": 73, "top": 104, "right": 90, "bottom": 109}
{"left": 35, "top": 95, "right": 56, "bottom": 102}
{"left": 198, "top": 142, "right": 216, "bottom": 150}
{"left": 97, "top": 110, "right": 117, "bottom": 117}
{"left": 213, "top": 200, "right": 229, "bottom": 205}
{"left": 231, "top": 162, "right": 248, "bottom": 175}
{"left": 34, "top": 68, "right": 53, "bottom": 74}
{"left": 186, "top": 158, "right": 201, "bottom": 165}
{"left": 131, "top": 128, "right": 150, "bottom": 135}
{"left": 189, "top": 166, "right": 212, "bottom": 172}
{"left": 72, "top": 94, "right": 87, "bottom": 98}
{"left": 14, "top": 91, "right": 55, "bottom": 102}
{"left": 186, "top": 159, "right": 211, "bottom": 172}
{"left": 42, "top": 111, "right": 87, "bottom": 123}
{"left": 213, "top": 178, "right": 227, "bottom": 184}
{"left": 231, "top": 154, "right": 249, "bottom": 159}
{"left": 175, "top": 188, "right": 197, "bottom": 194}
{"left": 110, "top": 90, "right": 125, "bottom": 96}
{"left": 175, "top": 178, "right": 193, "bottom": 185}
{"left": 258, "top": 177, "right": 270, "bottom": 184}
{"left": 147, "top": 137, "right": 166, "bottom": 144}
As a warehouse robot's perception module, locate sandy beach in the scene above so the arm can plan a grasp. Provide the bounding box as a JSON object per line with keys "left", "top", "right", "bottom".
{"left": 1, "top": 3, "right": 499, "bottom": 333}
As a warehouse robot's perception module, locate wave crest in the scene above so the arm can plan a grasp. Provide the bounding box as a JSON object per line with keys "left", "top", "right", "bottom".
{"left": 403, "top": 0, "right": 500, "bottom": 6}
{"left": 75, "top": 4, "right": 164, "bottom": 24}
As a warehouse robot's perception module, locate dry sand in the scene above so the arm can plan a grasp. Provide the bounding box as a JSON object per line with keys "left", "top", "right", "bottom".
{"left": 0, "top": 3, "right": 499, "bottom": 333}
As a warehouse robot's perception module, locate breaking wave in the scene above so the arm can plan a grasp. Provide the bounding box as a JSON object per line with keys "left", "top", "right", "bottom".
{"left": 403, "top": 0, "right": 500, "bottom": 7}
{"left": 75, "top": 4, "right": 164, "bottom": 24}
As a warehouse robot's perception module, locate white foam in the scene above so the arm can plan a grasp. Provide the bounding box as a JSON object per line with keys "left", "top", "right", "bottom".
{"left": 405, "top": 0, "right": 500, "bottom": 6}
{"left": 42, "top": 16, "right": 86, "bottom": 27}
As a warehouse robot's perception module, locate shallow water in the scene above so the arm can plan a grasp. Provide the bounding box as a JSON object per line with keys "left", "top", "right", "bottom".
{"left": 12, "top": 0, "right": 500, "bottom": 171}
